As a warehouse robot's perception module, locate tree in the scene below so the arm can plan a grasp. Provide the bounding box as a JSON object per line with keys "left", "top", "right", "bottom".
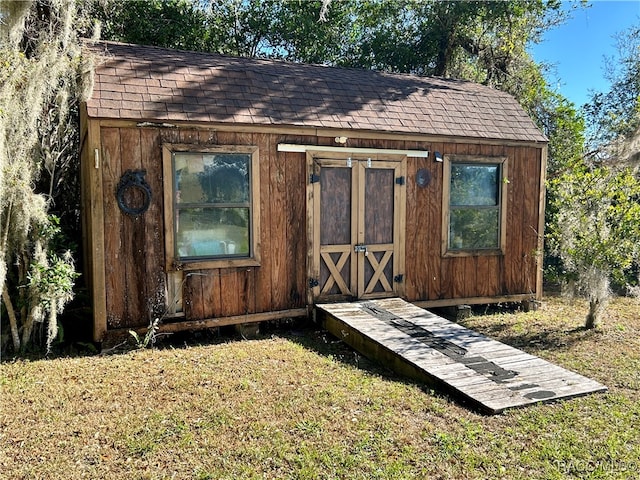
{"left": 92, "top": 0, "right": 356, "bottom": 62}
{"left": 204, "top": 0, "right": 278, "bottom": 57}
{"left": 548, "top": 20, "right": 640, "bottom": 329}
{"left": 584, "top": 24, "right": 640, "bottom": 160}
{"left": 90, "top": 0, "right": 212, "bottom": 51}
{"left": 548, "top": 162, "right": 640, "bottom": 328}
{"left": 0, "top": 0, "right": 89, "bottom": 354}
{"left": 264, "top": 0, "right": 355, "bottom": 64}
{"left": 336, "top": 0, "right": 565, "bottom": 82}
{"left": 535, "top": 93, "right": 587, "bottom": 283}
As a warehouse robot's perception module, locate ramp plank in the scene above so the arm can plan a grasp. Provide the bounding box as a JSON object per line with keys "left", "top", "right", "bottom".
{"left": 317, "top": 298, "right": 606, "bottom": 414}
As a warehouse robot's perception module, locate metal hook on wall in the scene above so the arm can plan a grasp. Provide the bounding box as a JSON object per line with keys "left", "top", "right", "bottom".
{"left": 116, "top": 169, "right": 152, "bottom": 216}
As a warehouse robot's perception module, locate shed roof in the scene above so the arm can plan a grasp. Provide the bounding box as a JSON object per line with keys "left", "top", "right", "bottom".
{"left": 86, "top": 41, "right": 547, "bottom": 143}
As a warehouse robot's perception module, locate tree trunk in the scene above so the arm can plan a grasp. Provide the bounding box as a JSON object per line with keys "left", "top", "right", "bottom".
{"left": 2, "top": 286, "right": 21, "bottom": 351}
{"left": 20, "top": 310, "right": 36, "bottom": 352}
{"left": 585, "top": 297, "right": 605, "bottom": 329}
{"left": 584, "top": 269, "right": 610, "bottom": 329}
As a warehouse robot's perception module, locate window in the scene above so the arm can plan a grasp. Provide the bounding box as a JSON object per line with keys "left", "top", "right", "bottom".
{"left": 163, "top": 145, "right": 260, "bottom": 270}
{"left": 443, "top": 155, "right": 507, "bottom": 255}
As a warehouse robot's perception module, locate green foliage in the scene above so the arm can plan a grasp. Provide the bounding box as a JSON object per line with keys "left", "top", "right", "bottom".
{"left": 549, "top": 19, "right": 640, "bottom": 328}
{"left": 0, "top": 0, "right": 88, "bottom": 355}
{"left": 548, "top": 162, "right": 640, "bottom": 326}
{"left": 266, "top": 0, "right": 355, "bottom": 64}
{"left": 342, "top": 0, "right": 564, "bottom": 81}
{"left": 129, "top": 318, "right": 160, "bottom": 349}
{"left": 91, "top": 0, "right": 211, "bottom": 51}
{"left": 550, "top": 165, "right": 640, "bottom": 280}
{"left": 28, "top": 251, "right": 78, "bottom": 312}
{"left": 543, "top": 96, "right": 587, "bottom": 177}
{"left": 539, "top": 95, "right": 587, "bottom": 282}
{"left": 92, "top": 0, "right": 356, "bottom": 61}
{"left": 28, "top": 247, "right": 79, "bottom": 352}
{"left": 204, "top": 0, "right": 279, "bottom": 57}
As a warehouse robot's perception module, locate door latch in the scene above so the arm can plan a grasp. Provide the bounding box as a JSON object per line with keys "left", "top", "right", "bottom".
{"left": 354, "top": 244, "right": 368, "bottom": 255}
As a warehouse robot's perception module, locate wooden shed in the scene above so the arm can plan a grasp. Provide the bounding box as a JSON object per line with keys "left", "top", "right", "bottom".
{"left": 80, "top": 41, "right": 548, "bottom": 343}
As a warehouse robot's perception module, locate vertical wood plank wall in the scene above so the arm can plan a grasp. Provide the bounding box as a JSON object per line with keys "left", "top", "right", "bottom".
{"left": 89, "top": 123, "right": 544, "bottom": 332}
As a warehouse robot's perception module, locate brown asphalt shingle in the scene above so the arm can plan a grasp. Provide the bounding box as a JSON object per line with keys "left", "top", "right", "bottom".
{"left": 85, "top": 41, "right": 547, "bottom": 143}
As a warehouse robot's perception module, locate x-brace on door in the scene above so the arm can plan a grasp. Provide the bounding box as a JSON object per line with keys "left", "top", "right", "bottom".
{"left": 308, "top": 154, "right": 406, "bottom": 303}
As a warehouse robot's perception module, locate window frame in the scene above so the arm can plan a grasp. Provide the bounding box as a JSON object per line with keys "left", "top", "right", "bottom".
{"left": 441, "top": 154, "right": 508, "bottom": 257}
{"left": 162, "top": 144, "right": 261, "bottom": 271}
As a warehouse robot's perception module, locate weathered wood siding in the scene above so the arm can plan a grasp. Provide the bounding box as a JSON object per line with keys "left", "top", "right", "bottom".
{"left": 85, "top": 120, "right": 544, "bottom": 334}
{"left": 92, "top": 124, "right": 312, "bottom": 330}
{"left": 100, "top": 126, "right": 166, "bottom": 329}
{"left": 404, "top": 143, "right": 543, "bottom": 302}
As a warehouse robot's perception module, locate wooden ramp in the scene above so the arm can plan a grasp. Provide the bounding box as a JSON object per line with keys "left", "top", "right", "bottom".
{"left": 317, "top": 298, "right": 607, "bottom": 414}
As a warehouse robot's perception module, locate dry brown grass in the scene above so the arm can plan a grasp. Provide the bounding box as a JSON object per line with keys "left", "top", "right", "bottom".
{"left": 1, "top": 295, "right": 639, "bottom": 479}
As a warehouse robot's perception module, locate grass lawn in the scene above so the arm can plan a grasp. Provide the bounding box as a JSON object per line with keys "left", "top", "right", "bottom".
{"left": 1, "top": 295, "right": 639, "bottom": 479}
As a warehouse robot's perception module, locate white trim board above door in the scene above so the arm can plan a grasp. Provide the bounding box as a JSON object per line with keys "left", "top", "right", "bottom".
{"left": 278, "top": 143, "right": 429, "bottom": 158}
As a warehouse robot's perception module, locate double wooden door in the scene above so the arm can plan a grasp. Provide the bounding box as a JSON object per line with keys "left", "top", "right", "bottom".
{"left": 309, "top": 156, "right": 406, "bottom": 302}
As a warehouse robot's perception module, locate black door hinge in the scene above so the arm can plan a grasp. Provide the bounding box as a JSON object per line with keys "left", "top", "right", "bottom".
{"left": 309, "top": 278, "right": 319, "bottom": 288}
{"left": 393, "top": 274, "right": 404, "bottom": 283}
{"left": 310, "top": 173, "right": 320, "bottom": 184}
{"left": 395, "top": 176, "right": 405, "bottom": 185}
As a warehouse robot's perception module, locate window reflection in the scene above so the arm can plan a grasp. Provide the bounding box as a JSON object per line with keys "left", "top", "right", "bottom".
{"left": 450, "top": 164, "right": 498, "bottom": 206}
{"left": 448, "top": 162, "right": 501, "bottom": 251}
{"left": 173, "top": 152, "right": 251, "bottom": 259}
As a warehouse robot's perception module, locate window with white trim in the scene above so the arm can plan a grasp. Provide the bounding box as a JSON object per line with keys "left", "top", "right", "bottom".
{"left": 163, "top": 145, "right": 260, "bottom": 269}
{"left": 443, "top": 155, "right": 507, "bottom": 255}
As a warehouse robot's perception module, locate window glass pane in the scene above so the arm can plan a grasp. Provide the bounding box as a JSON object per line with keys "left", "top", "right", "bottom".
{"left": 449, "top": 208, "right": 499, "bottom": 249}
{"left": 450, "top": 164, "right": 499, "bottom": 206}
{"left": 175, "top": 153, "right": 250, "bottom": 204}
{"left": 174, "top": 153, "right": 206, "bottom": 204}
{"left": 176, "top": 207, "right": 250, "bottom": 258}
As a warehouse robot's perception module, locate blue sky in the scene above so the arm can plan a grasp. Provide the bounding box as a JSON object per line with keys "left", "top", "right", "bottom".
{"left": 530, "top": 0, "right": 640, "bottom": 108}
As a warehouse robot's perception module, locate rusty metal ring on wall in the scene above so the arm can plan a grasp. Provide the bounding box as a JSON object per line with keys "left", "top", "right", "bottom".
{"left": 116, "top": 169, "right": 152, "bottom": 216}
